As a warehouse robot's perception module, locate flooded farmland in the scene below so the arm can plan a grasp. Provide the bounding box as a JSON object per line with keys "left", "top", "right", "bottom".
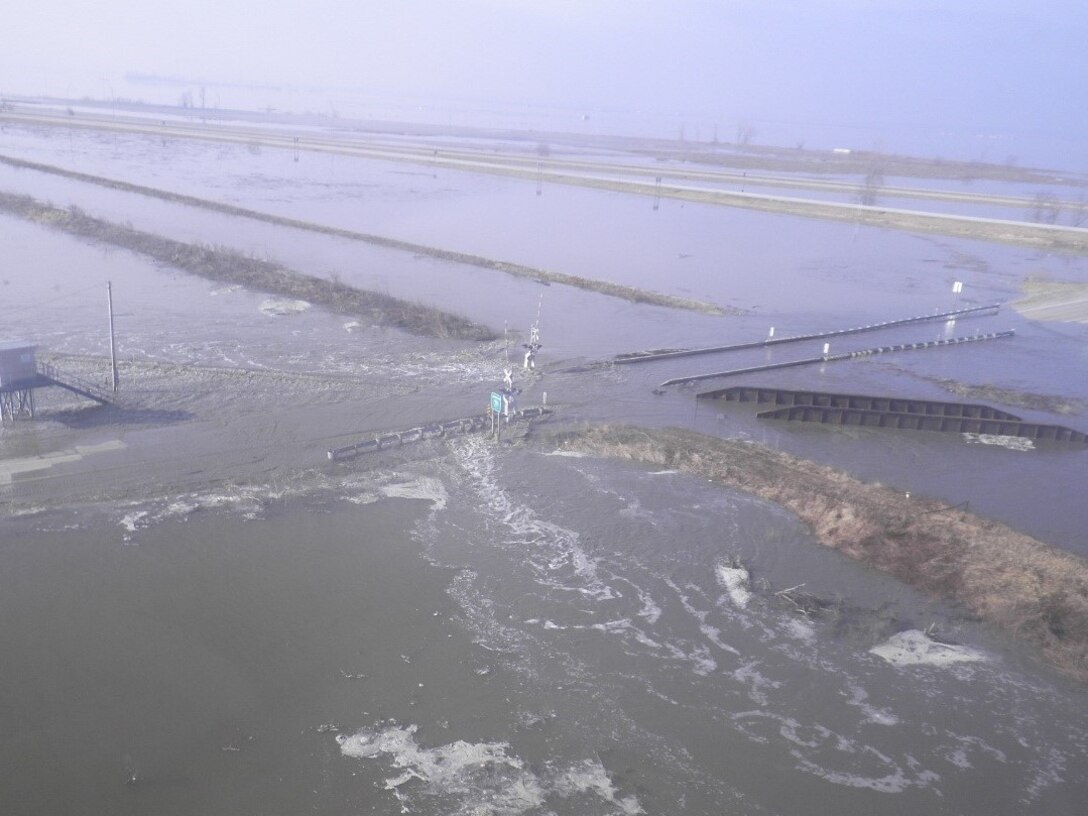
{"left": 2, "top": 107, "right": 1087, "bottom": 815}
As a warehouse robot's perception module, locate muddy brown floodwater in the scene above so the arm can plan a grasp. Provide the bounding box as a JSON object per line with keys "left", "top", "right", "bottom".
{"left": 2, "top": 107, "right": 1088, "bottom": 815}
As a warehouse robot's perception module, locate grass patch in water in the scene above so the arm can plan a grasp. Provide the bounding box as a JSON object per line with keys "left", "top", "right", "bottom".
{"left": 0, "top": 191, "right": 494, "bottom": 340}
{"left": 0, "top": 155, "right": 730, "bottom": 315}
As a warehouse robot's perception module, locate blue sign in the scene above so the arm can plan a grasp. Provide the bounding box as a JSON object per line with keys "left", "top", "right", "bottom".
{"left": 491, "top": 391, "right": 504, "bottom": 414}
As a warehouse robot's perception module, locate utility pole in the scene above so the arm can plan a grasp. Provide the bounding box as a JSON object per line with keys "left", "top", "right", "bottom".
{"left": 107, "top": 281, "right": 118, "bottom": 392}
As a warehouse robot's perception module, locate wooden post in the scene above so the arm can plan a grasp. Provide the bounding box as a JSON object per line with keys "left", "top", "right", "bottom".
{"left": 107, "top": 281, "right": 118, "bottom": 392}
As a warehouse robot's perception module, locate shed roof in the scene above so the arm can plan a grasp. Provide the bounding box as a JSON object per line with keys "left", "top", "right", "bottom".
{"left": 0, "top": 340, "right": 36, "bottom": 353}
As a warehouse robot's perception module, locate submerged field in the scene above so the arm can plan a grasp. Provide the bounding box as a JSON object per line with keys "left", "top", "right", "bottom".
{"left": 2, "top": 102, "right": 1088, "bottom": 814}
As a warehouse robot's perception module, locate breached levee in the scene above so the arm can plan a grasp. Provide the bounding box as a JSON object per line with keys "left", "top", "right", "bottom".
{"left": 551, "top": 424, "right": 1088, "bottom": 683}
{"left": 0, "top": 191, "right": 494, "bottom": 340}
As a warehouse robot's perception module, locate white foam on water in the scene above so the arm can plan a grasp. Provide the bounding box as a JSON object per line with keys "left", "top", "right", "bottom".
{"left": 938, "top": 732, "right": 1007, "bottom": 771}
{"left": 6, "top": 505, "right": 48, "bottom": 518}
{"left": 715, "top": 562, "right": 752, "bottom": 609}
{"left": 589, "top": 618, "right": 663, "bottom": 651}
{"left": 385, "top": 355, "right": 504, "bottom": 385}
{"left": 869, "top": 630, "right": 987, "bottom": 668}
{"left": 344, "top": 492, "right": 380, "bottom": 505}
{"left": 618, "top": 497, "right": 656, "bottom": 524}
{"left": 648, "top": 469, "right": 680, "bottom": 475}
{"left": 337, "top": 722, "right": 641, "bottom": 814}
{"left": 1023, "top": 744, "right": 1066, "bottom": 803}
{"left": 946, "top": 746, "right": 972, "bottom": 769}
{"left": 732, "top": 662, "right": 782, "bottom": 706}
{"left": 844, "top": 682, "right": 899, "bottom": 727}
{"left": 962, "top": 433, "right": 1035, "bottom": 451}
{"left": 782, "top": 617, "right": 816, "bottom": 643}
{"left": 342, "top": 320, "right": 363, "bottom": 332}
{"left": 552, "top": 759, "right": 645, "bottom": 814}
{"left": 633, "top": 582, "right": 663, "bottom": 626}
{"left": 119, "top": 510, "right": 148, "bottom": 533}
{"left": 792, "top": 752, "right": 940, "bottom": 794}
{"left": 258, "top": 297, "right": 311, "bottom": 316}
{"left": 663, "top": 576, "right": 742, "bottom": 659}
{"left": 543, "top": 449, "right": 590, "bottom": 458}
{"left": 380, "top": 477, "right": 449, "bottom": 511}
{"left": 453, "top": 437, "right": 613, "bottom": 601}
{"left": 732, "top": 711, "right": 939, "bottom": 794}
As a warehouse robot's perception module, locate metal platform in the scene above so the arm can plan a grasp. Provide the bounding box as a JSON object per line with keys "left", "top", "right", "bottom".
{"left": 699, "top": 385, "right": 1023, "bottom": 420}
{"left": 699, "top": 385, "right": 1087, "bottom": 446}
{"left": 0, "top": 363, "right": 114, "bottom": 422}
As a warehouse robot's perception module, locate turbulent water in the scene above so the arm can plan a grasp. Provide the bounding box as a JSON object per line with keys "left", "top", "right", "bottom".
{"left": 7, "top": 435, "right": 1086, "bottom": 814}
{"left": 2, "top": 114, "right": 1088, "bottom": 814}
{"left": 332, "top": 438, "right": 1088, "bottom": 814}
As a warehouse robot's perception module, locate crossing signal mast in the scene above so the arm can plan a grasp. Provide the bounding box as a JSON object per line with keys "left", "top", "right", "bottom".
{"left": 523, "top": 295, "right": 543, "bottom": 370}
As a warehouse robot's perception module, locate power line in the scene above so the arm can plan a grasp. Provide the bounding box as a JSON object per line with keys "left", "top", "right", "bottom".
{"left": 0, "top": 281, "right": 103, "bottom": 318}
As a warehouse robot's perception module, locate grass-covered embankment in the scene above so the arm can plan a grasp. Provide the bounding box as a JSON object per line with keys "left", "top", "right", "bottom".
{"left": 0, "top": 191, "right": 494, "bottom": 340}
{"left": 555, "top": 424, "right": 1088, "bottom": 682}
{"left": 0, "top": 155, "right": 730, "bottom": 315}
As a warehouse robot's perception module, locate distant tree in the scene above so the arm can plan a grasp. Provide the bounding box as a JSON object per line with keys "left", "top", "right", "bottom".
{"left": 859, "top": 162, "right": 886, "bottom": 206}
{"left": 736, "top": 123, "right": 756, "bottom": 146}
{"left": 1070, "top": 196, "right": 1088, "bottom": 227}
{"left": 1030, "top": 191, "right": 1061, "bottom": 224}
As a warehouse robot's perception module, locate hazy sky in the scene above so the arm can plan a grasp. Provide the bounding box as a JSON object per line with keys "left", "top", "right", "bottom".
{"left": 3, "top": 1, "right": 1085, "bottom": 164}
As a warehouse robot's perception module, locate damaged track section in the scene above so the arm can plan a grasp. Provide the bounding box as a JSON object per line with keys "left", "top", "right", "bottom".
{"left": 0, "top": 191, "right": 494, "bottom": 340}
{"left": 328, "top": 407, "right": 551, "bottom": 460}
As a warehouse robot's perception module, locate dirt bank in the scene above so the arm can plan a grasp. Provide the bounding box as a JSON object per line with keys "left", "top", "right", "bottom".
{"left": 552, "top": 424, "right": 1088, "bottom": 683}
{"left": 0, "top": 191, "right": 494, "bottom": 340}
{"left": 1012, "top": 278, "right": 1088, "bottom": 324}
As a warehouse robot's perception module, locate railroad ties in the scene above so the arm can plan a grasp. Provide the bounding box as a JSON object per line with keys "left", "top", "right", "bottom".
{"left": 659, "top": 330, "right": 1014, "bottom": 388}
{"left": 700, "top": 386, "right": 1088, "bottom": 446}
{"left": 327, "top": 407, "right": 551, "bottom": 461}
{"left": 615, "top": 303, "right": 1000, "bottom": 366}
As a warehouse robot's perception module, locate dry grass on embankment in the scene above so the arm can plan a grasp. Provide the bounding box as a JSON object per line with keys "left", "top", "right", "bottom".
{"left": 0, "top": 191, "right": 494, "bottom": 341}
{"left": 554, "top": 424, "right": 1088, "bottom": 683}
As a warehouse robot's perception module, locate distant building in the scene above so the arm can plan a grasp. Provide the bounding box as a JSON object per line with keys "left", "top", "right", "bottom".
{"left": 0, "top": 340, "right": 37, "bottom": 387}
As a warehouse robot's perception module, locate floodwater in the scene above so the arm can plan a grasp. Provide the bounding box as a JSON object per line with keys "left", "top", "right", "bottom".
{"left": 2, "top": 117, "right": 1088, "bottom": 815}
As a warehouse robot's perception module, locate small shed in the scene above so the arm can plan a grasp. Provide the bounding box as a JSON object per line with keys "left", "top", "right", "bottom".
{"left": 0, "top": 340, "right": 38, "bottom": 388}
